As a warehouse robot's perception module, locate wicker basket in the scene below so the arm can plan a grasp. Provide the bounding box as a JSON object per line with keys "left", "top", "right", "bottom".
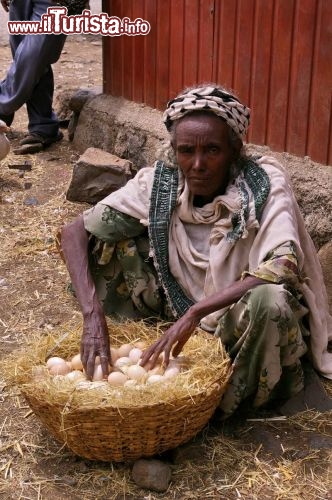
{"left": 14, "top": 320, "right": 231, "bottom": 462}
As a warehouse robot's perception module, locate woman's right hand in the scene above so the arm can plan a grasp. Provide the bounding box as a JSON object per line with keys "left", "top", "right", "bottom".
{"left": 81, "top": 311, "right": 110, "bottom": 380}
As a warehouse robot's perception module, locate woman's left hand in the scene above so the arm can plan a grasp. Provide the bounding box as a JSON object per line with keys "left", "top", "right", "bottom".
{"left": 140, "top": 310, "right": 199, "bottom": 368}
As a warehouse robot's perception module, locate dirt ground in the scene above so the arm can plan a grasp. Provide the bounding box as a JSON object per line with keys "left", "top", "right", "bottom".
{"left": 0, "top": 34, "right": 332, "bottom": 500}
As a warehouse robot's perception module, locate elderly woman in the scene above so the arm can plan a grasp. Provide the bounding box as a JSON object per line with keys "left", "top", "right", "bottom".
{"left": 61, "top": 85, "right": 332, "bottom": 417}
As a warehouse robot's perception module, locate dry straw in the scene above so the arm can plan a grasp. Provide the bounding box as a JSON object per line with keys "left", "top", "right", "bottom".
{"left": 3, "top": 319, "right": 231, "bottom": 462}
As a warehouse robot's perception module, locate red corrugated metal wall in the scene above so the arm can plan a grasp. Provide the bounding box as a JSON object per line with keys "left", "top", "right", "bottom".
{"left": 102, "top": 0, "right": 332, "bottom": 165}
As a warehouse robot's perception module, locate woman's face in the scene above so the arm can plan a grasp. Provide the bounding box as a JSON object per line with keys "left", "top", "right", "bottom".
{"left": 172, "top": 113, "right": 239, "bottom": 205}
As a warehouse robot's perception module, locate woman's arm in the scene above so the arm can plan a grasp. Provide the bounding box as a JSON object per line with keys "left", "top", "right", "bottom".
{"left": 140, "top": 275, "right": 267, "bottom": 367}
{"left": 61, "top": 215, "right": 110, "bottom": 380}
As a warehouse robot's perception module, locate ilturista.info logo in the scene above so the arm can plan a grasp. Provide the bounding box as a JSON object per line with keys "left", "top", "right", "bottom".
{"left": 7, "top": 7, "right": 151, "bottom": 36}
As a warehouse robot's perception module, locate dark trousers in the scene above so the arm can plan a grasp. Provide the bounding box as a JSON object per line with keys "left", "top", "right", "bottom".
{"left": 0, "top": 0, "right": 66, "bottom": 137}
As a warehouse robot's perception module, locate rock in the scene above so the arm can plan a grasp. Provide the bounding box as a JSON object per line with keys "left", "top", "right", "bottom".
{"left": 54, "top": 88, "right": 76, "bottom": 122}
{"left": 66, "top": 147, "right": 133, "bottom": 204}
{"left": 68, "top": 112, "right": 80, "bottom": 142}
{"left": 69, "top": 87, "right": 102, "bottom": 114}
{"left": 114, "top": 128, "right": 147, "bottom": 167}
{"left": 73, "top": 94, "right": 168, "bottom": 169}
{"left": 54, "top": 87, "right": 102, "bottom": 134}
{"left": 318, "top": 241, "right": 332, "bottom": 314}
{"left": 131, "top": 459, "right": 172, "bottom": 492}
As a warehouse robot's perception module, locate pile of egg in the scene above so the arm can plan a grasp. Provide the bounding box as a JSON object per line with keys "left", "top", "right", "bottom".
{"left": 42, "top": 342, "right": 187, "bottom": 388}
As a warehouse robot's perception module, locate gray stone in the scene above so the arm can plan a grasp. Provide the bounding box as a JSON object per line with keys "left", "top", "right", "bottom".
{"left": 54, "top": 88, "right": 77, "bottom": 122}
{"left": 68, "top": 112, "right": 80, "bottom": 142}
{"left": 114, "top": 128, "right": 147, "bottom": 167}
{"left": 131, "top": 459, "right": 172, "bottom": 492}
{"left": 66, "top": 147, "right": 133, "bottom": 204}
{"left": 69, "top": 87, "right": 102, "bottom": 114}
{"left": 73, "top": 95, "right": 168, "bottom": 170}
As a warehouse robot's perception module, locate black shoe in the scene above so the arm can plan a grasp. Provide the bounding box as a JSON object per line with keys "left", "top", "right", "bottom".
{"left": 0, "top": 113, "right": 14, "bottom": 127}
{"left": 13, "top": 131, "right": 64, "bottom": 155}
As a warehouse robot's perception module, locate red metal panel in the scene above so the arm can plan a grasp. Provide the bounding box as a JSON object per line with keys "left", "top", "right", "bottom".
{"left": 212, "top": 0, "right": 237, "bottom": 86}
{"left": 247, "top": 0, "right": 274, "bottom": 145}
{"left": 169, "top": 0, "right": 185, "bottom": 98}
{"left": 197, "top": 0, "right": 214, "bottom": 83}
{"left": 232, "top": 0, "right": 255, "bottom": 106}
{"left": 143, "top": 0, "right": 158, "bottom": 107}
{"left": 132, "top": 0, "right": 146, "bottom": 103}
{"left": 286, "top": 0, "right": 317, "bottom": 157}
{"left": 266, "top": 0, "right": 295, "bottom": 152}
{"left": 155, "top": 1, "right": 171, "bottom": 110}
{"left": 307, "top": 0, "right": 332, "bottom": 164}
{"left": 182, "top": 1, "right": 200, "bottom": 86}
{"left": 122, "top": 1, "right": 134, "bottom": 100}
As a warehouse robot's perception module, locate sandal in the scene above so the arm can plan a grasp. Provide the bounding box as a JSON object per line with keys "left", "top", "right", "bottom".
{"left": 13, "top": 131, "right": 63, "bottom": 155}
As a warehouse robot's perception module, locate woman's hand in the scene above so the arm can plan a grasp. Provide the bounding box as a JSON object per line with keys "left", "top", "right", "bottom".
{"left": 81, "top": 311, "right": 110, "bottom": 380}
{"left": 140, "top": 309, "right": 200, "bottom": 368}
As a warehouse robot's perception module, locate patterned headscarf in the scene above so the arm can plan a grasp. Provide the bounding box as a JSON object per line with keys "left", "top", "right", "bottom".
{"left": 163, "top": 85, "right": 250, "bottom": 140}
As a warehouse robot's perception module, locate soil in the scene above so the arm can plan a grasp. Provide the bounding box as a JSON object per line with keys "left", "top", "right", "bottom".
{"left": 0, "top": 35, "right": 331, "bottom": 500}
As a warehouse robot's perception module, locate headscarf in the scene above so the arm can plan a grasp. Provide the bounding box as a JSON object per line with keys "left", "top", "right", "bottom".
{"left": 163, "top": 85, "right": 250, "bottom": 140}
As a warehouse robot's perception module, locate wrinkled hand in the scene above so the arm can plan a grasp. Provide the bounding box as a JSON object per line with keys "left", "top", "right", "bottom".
{"left": 81, "top": 311, "right": 110, "bottom": 380}
{"left": 1, "top": 0, "right": 10, "bottom": 13}
{"left": 140, "top": 310, "right": 199, "bottom": 368}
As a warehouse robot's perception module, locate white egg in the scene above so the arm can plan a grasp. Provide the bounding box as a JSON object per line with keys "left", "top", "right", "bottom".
{"left": 124, "top": 379, "right": 138, "bottom": 387}
{"left": 134, "top": 341, "right": 147, "bottom": 350}
{"left": 92, "top": 364, "right": 104, "bottom": 381}
{"left": 117, "top": 343, "right": 132, "bottom": 357}
{"left": 110, "top": 347, "right": 119, "bottom": 363}
{"left": 49, "top": 360, "right": 71, "bottom": 376}
{"left": 164, "top": 366, "right": 180, "bottom": 379}
{"left": 71, "top": 353, "right": 83, "bottom": 371}
{"left": 65, "top": 370, "right": 86, "bottom": 382}
{"left": 107, "top": 371, "right": 127, "bottom": 386}
{"left": 148, "top": 364, "right": 164, "bottom": 376}
{"left": 127, "top": 364, "right": 147, "bottom": 382}
{"left": 128, "top": 347, "right": 143, "bottom": 363}
{"left": 46, "top": 356, "right": 66, "bottom": 369}
{"left": 147, "top": 374, "right": 164, "bottom": 384}
{"left": 114, "top": 356, "right": 132, "bottom": 369}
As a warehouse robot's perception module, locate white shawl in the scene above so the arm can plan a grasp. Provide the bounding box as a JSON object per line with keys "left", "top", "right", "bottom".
{"left": 98, "top": 156, "right": 332, "bottom": 379}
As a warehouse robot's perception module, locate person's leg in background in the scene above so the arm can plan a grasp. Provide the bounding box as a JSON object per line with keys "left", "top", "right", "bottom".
{"left": 0, "top": 0, "right": 66, "bottom": 143}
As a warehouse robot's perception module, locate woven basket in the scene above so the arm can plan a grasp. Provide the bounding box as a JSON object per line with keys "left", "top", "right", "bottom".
{"left": 14, "top": 320, "right": 231, "bottom": 462}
